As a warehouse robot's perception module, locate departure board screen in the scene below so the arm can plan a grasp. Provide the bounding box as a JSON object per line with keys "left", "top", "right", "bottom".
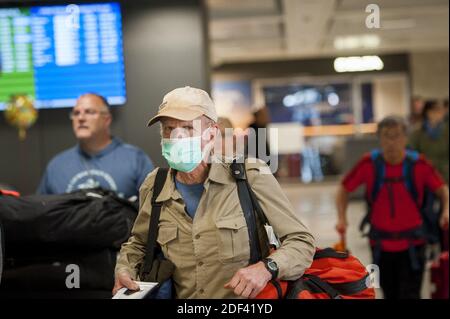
{"left": 0, "top": 2, "right": 126, "bottom": 110}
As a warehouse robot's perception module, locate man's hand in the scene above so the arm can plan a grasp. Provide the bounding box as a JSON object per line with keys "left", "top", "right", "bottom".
{"left": 435, "top": 185, "right": 449, "bottom": 231}
{"left": 335, "top": 218, "right": 348, "bottom": 235}
{"left": 112, "top": 270, "right": 139, "bottom": 296}
{"left": 335, "top": 186, "right": 349, "bottom": 235}
{"left": 224, "top": 261, "right": 272, "bottom": 299}
{"left": 440, "top": 209, "right": 449, "bottom": 230}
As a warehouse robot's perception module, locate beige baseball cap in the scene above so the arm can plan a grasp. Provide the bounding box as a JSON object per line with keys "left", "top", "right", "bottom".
{"left": 147, "top": 86, "right": 218, "bottom": 126}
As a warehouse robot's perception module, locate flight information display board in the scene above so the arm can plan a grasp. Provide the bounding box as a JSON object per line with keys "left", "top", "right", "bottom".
{"left": 0, "top": 2, "right": 126, "bottom": 110}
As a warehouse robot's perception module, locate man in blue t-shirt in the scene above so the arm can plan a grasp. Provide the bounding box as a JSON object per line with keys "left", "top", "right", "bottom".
{"left": 37, "top": 93, "right": 154, "bottom": 199}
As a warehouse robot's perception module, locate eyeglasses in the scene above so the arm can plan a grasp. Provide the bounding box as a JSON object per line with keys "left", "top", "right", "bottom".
{"left": 69, "top": 109, "right": 109, "bottom": 120}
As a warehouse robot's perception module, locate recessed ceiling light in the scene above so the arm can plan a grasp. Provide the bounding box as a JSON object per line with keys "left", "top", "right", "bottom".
{"left": 334, "top": 56, "right": 384, "bottom": 73}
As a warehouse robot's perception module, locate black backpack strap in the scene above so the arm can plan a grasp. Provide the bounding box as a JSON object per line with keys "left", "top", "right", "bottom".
{"left": 298, "top": 275, "right": 342, "bottom": 299}
{"left": 360, "top": 150, "right": 384, "bottom": 235}
{"left": 404, "top": 151, "right": 440, "bottom": 245}
{"left": 140, "top": 168, "right": 169, "bottom": 279}
{"left": 271, "top": 280, "right": 283, "bottom": 299}
{"left": 403, "top": 150, "right": 420, "bottom": 208}
{"left": 329, "top": 274, "right": 371, "bottom": 296}
{"left": 288, "top": 274, "right": 370, "bottom": 298}
{"left": 313, "top": 248, "right": 349, "bottom": 260}
{"left": 242, "top": 167, "right": 271, "bottom": 258}
{"left": 370, "top": 149, "right": 385, "bottom": 204}
{"left": 230, "top": 161, "right": 262, "bottom": 264}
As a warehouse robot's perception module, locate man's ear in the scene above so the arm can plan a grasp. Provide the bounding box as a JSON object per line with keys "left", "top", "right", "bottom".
{"left": 105, "top": 113, "right": 113, "bottom": 127}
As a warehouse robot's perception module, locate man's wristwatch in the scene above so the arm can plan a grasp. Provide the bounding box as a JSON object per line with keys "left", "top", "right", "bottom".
{"left": 262, "top": 258, "right": 279, "bottom": 280}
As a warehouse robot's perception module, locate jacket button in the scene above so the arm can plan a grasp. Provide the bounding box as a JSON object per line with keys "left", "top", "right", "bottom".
{"left": 195, "top": 234, "right": 200, "bottom": 239}
{"left": 199, "top": 289, "right": 204, "bottom": 294}
{"left": 198, "top": 261, "right": 203, "bottom": 266}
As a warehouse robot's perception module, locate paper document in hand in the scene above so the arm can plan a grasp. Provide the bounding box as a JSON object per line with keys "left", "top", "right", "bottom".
{"left": 112, "top": 281, "right": 159, "bottom": 299}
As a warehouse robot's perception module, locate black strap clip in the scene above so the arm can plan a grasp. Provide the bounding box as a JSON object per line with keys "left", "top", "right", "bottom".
{"left": 230, "top": 161, "right": 246, "bottom": 180}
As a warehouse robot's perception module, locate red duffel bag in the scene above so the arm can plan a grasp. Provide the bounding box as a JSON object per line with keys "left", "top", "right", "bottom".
{"left": 256, "top": 248, "right": 376, "bottom": 299}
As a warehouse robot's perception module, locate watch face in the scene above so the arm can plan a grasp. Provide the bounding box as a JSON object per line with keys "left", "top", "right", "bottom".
{"left": 267, "top": 260, "right": 278, "bottom": 271}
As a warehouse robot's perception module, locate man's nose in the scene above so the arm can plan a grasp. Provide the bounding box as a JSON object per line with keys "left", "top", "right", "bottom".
{"left": 173, "top": 129, "right": 188, "bottom": 138}
{"left": 76, "top": 114, "right": 87, "bottom": 122}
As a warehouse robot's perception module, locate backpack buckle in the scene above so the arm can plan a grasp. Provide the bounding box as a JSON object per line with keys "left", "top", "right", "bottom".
{"left": 391, "top": 232, "right": 402, "bottom": 239}
{"left": 230, "top": 162, "right": 246, "bottom": 180}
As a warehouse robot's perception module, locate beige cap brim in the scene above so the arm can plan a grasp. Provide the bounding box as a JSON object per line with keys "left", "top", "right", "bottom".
{"left": 147, "top": 107, "right": 204, "bottom": 126}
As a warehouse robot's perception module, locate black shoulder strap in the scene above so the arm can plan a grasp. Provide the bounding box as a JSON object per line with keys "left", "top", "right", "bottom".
{"left": 360, "top": 152, "right": 384, "bottom": 235}
{"left": 371, "top": 150, "right": 385, "bottom": 203}
{"left": 230, "top": 160, "right": 270, "bottom": 264}
{"left": 403, "top": 151, "right": 419, "bottom": 207}
{"left": 140, "top": 168, "right": 169, "bottom": 278}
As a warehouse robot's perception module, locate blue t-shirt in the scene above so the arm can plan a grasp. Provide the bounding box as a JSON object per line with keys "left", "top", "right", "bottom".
{"left": 37, "top": 137, "right": 154, "bottom": 198}
{"left": 175, "top": 179, "right": 204, "bottom": 219}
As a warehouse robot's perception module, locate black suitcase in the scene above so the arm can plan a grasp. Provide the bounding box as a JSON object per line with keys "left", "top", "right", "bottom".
{"left": 0, "top": 248, "right": 117, "bottom": 298}
{"left": 0, "top": 188, "right": 138, "bottom": 250}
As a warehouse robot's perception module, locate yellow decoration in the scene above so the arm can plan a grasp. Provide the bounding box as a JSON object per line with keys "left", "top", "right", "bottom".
{"left": 4, "top": 95, "right": 38, "bottom": 140}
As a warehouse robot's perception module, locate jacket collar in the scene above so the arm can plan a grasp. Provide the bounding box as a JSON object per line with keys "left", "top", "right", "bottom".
{"left": 155, "top": 161, "right": 235, "bottom": 203}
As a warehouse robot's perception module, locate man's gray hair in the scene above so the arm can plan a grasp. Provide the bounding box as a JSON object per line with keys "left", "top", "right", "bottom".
{"left": 377, "top": 115, "right": 408, "bottom": 135}
{"left": 159, "top": 115, "right": 215, "bottom": 137}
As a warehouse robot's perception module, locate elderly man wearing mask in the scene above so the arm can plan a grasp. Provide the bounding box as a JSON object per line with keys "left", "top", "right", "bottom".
{"left": 113, "top": 86, "right": 315, "bottom": 299}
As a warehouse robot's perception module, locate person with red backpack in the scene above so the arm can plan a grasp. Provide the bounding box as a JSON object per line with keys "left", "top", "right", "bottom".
{"left": 335, "top": 116, "right": 449, "bottom": 299}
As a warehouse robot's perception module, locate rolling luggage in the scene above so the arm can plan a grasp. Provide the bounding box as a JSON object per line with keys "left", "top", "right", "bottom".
{"left": 431, "top": 230, "right": 449, "bottom": 299}
{"left": 431, "top": 251, "right": 449, "bottom": 299}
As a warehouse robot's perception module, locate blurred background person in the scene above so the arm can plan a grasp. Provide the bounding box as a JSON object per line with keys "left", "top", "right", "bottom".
{"left": 248, "top": 106, "right": 271, "bottom": 163}
{"left": 409, "top": 96, "right": 426, "bottom": 129}
{"left": 37, "top": 93, "right": 154, "bottom": 199}
{"left": 409, "top": 100, "right": 449, "bottom": 183}
{"left": 409, "top": 99, "right": 449, "bottom": 250}
{"left": 336, "top": 116, "right": 449, "bottom": 299}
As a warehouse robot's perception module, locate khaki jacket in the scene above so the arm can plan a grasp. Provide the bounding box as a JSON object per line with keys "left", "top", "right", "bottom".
{"left": 115, "top": 158, "right": 315, "bottom": 298}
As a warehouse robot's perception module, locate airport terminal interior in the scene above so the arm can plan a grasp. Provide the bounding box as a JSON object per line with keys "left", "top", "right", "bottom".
{"left": 0, "top": 0, "right": 448, "bottom": 299}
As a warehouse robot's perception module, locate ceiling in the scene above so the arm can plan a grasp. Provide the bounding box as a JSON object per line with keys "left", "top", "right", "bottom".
{"left": 207, "top": 0, "right": 449, "bottom": 67}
